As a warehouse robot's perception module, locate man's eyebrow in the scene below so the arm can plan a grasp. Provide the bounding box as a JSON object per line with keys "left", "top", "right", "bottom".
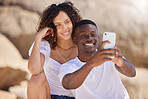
{"left": 79, "top": 31, "right": 86, "bottom": 35}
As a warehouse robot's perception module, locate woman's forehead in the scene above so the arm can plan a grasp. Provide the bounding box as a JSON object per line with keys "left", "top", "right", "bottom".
{"left": 53, "top": 11, "right": 70, "bottom": 23}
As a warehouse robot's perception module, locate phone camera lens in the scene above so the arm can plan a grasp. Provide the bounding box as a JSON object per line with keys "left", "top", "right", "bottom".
{"left": 105, "top": 33, "right": 106, "bottom": 35}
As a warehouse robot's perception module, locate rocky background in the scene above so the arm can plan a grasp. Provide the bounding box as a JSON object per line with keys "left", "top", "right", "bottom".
{"left": 0, "top": 0, "right": 148, "bottom": 99}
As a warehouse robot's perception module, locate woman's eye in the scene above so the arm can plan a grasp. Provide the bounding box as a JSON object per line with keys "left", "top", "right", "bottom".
{"left": 65, "top": 20, "right": 70, "bottom": 24}
{"left": 55, "top": 24, "right": 61, "bottom": 27}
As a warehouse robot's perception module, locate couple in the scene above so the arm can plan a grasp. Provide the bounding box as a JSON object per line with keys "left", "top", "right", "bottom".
{"left": 28, "top": 1, "right": 136, "bottom": 99}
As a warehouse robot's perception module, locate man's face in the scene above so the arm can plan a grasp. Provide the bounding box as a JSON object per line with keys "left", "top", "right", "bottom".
{"left": 74, "top": 24, "right": 99, "bottom": 54}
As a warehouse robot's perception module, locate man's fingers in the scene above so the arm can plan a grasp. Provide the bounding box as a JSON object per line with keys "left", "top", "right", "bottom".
{"left": 115, "top": 53, "right": 122, "bottom": 58}
{"left": 100, "top": 41, "right": 110, "bottom": 50}
{"left": 103, "top": 57, "right": 112, "bottom": 61}
{"left": 100, "top": 49, "right": 115, "bottom": 55}
{"left": 102, "top": 53, "right": 115, "bottom": 58}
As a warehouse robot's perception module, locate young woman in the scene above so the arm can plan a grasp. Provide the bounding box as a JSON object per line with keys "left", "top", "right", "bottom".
{"left": 27, "top": 1, "right": 82, "bottom": 99}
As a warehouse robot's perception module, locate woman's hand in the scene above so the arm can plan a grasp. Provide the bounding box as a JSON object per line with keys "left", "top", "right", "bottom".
{"left": 37, "top": 27, "right": 54, "bottom": 39}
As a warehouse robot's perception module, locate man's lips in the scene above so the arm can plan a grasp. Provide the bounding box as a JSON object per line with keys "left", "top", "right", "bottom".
{"left": 84, "top": 43, "right": 95, "bottom": 47}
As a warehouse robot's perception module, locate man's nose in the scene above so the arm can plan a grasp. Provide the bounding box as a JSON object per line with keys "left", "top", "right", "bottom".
{"left": 86, "top": 35, "right": 93, "bottom": 39}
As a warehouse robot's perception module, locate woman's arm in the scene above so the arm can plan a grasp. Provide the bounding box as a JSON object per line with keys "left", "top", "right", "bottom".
{"left": 28, "top": 27, "right": 50, "bottom": 75}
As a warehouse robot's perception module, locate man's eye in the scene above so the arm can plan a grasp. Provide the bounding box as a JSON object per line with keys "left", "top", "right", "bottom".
{"left": 91, "top": 34, "right": 96, "bottom": 37}
{"left": 80, "top": 34, "right": 86, "bottom": 38}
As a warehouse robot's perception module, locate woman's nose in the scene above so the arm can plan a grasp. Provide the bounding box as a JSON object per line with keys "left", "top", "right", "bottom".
{"left": 62, "top": 24, "right": 68, "bottom": 30}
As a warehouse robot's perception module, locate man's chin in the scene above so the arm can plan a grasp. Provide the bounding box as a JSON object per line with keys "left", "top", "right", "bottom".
{"left": 85, "top": 50, "right": 96, "bottom": 54}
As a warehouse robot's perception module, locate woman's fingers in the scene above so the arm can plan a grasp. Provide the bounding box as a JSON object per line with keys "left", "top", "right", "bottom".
{"left": 39, "top": 27, "right": 54, "bottom": 38}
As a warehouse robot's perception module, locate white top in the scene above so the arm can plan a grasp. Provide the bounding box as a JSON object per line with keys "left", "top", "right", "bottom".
{"left": 29, "top": 40, "right": 74, "bottom": 97}
{"left": 59, "top": 57, "right": 130, "bottom": 99}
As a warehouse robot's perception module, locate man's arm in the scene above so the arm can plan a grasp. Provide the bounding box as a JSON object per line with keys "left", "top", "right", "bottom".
{"left": 112, "top": 46, "right": 136, "bottom": 77}
{"left": 62, "top": 61, "right": 94, "bottom": 89}
{"left": 115, "top": 58, "right": 136, "bottom": 77}
{"left": 61, "top": 42, "right": 114, "bottom": 89}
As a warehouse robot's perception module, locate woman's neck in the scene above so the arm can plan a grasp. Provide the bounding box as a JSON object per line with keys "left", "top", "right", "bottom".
{"left": 57, "top": 38, "right": 75, "bottom": 49}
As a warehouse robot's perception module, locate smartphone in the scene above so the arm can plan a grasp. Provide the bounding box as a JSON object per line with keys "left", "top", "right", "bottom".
{"left": 103, "top": 32, "right": 116, "bottom": 58}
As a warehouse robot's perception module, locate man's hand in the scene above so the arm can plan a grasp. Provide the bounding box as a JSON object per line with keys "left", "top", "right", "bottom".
{"left": 89, "top": 41, "right": 115, "bottom": 67}
{"left": 112, "top": 45, "right": 136, "bottom": 77}
{"left": 112, "top": 45, "right": 125, "bottom": 67}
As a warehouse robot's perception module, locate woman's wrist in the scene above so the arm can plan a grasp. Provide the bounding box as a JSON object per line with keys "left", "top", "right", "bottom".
{"left": 35, "top": 34, "right": 42, "bottom": 41}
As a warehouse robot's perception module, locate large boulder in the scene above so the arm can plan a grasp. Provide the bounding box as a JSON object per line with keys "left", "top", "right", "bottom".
{"left": 0, "top": 67, "right": 26, "bottom": 90}
{"left": 0, "top": 0, "right": 62, "bottom": 14}
{"left": 9, "top": 81, "right": 27, "bottom": 99}
{"left": 0, "top": 33, "right": 22, "bottom": 67}
{"left": 0, "top": 6, "right": 39, "bottom": 58}
{"left": 0, "top": 33, "right": 30, "bottom": 79}
{"left": 0, "top": 90, "right": 17, "bottom": 99}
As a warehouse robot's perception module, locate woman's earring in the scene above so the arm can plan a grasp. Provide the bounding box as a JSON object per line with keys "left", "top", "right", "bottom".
{"left": 54, "top": 36, "right": 56, "bottom": 42}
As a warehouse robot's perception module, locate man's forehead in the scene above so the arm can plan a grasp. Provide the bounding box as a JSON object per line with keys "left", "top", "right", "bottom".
{"left": 75, "top": 24, "right": 97, "bottom": 35}
{"left": 79, "top": 24, "right": 96, "bottom": 29}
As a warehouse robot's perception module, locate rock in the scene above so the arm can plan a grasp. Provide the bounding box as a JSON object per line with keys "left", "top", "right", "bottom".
{"left": 0, "top": 90, "right": 17, "bottom": 99}
{"left": 0, "top": 67, "right": 26, "bottom": 90}
{"left": 0, "top": 6, "right": 39, "bottom": 58}
{"left": 0, "top": 33, "right": 22, "bottom": 67}
{"left": 120, "top": 68, "right": 148, "bottom": 99}
{"left": 0, "top": 0, "right": 62, "bottom": 14}
{"left": 0, "top": 33, "right": 31, "bottom": 79}
{"left": 0, "top": 6, "right": 39, "bottom": 37}
{"left": 9, "top": 81, "right": 28, "bottom": 99}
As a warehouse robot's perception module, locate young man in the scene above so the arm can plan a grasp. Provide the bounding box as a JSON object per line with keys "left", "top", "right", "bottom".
{"left": 59, "top": 19, "right": 136, "bottom": 99}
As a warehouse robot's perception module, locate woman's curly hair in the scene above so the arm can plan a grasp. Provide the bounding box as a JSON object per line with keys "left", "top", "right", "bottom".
{"left": 37, "top": 1, "right": 82, "bottom": 49}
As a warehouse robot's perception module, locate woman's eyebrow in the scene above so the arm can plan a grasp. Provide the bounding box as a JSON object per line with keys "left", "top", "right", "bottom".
{"left": 65, "top": 18, "right": 70, "bottom": 22}
{"left": 54, "top": 18, "right": 70, "bottom": 24}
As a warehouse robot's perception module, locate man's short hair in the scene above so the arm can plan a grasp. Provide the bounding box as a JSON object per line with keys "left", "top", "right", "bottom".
{"left": 74, "top": 19, "right": 97, "bottom": 31}
{"left": 72, "top": 19, "right": 97, "bottom": 38}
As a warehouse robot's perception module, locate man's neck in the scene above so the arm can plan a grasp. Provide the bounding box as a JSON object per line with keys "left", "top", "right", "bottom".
{"left": 78, "top": 51, "right": 97, "bottom": 62}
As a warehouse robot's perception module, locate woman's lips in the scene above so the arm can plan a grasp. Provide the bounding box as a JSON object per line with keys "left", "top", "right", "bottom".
{"left": 62, "top": 31, "right": 70, "bottom": 36}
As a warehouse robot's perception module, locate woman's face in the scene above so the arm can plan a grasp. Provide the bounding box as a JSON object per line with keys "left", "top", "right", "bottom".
{"left": 53, "top": 11, "right": 73, "bottom": 41}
